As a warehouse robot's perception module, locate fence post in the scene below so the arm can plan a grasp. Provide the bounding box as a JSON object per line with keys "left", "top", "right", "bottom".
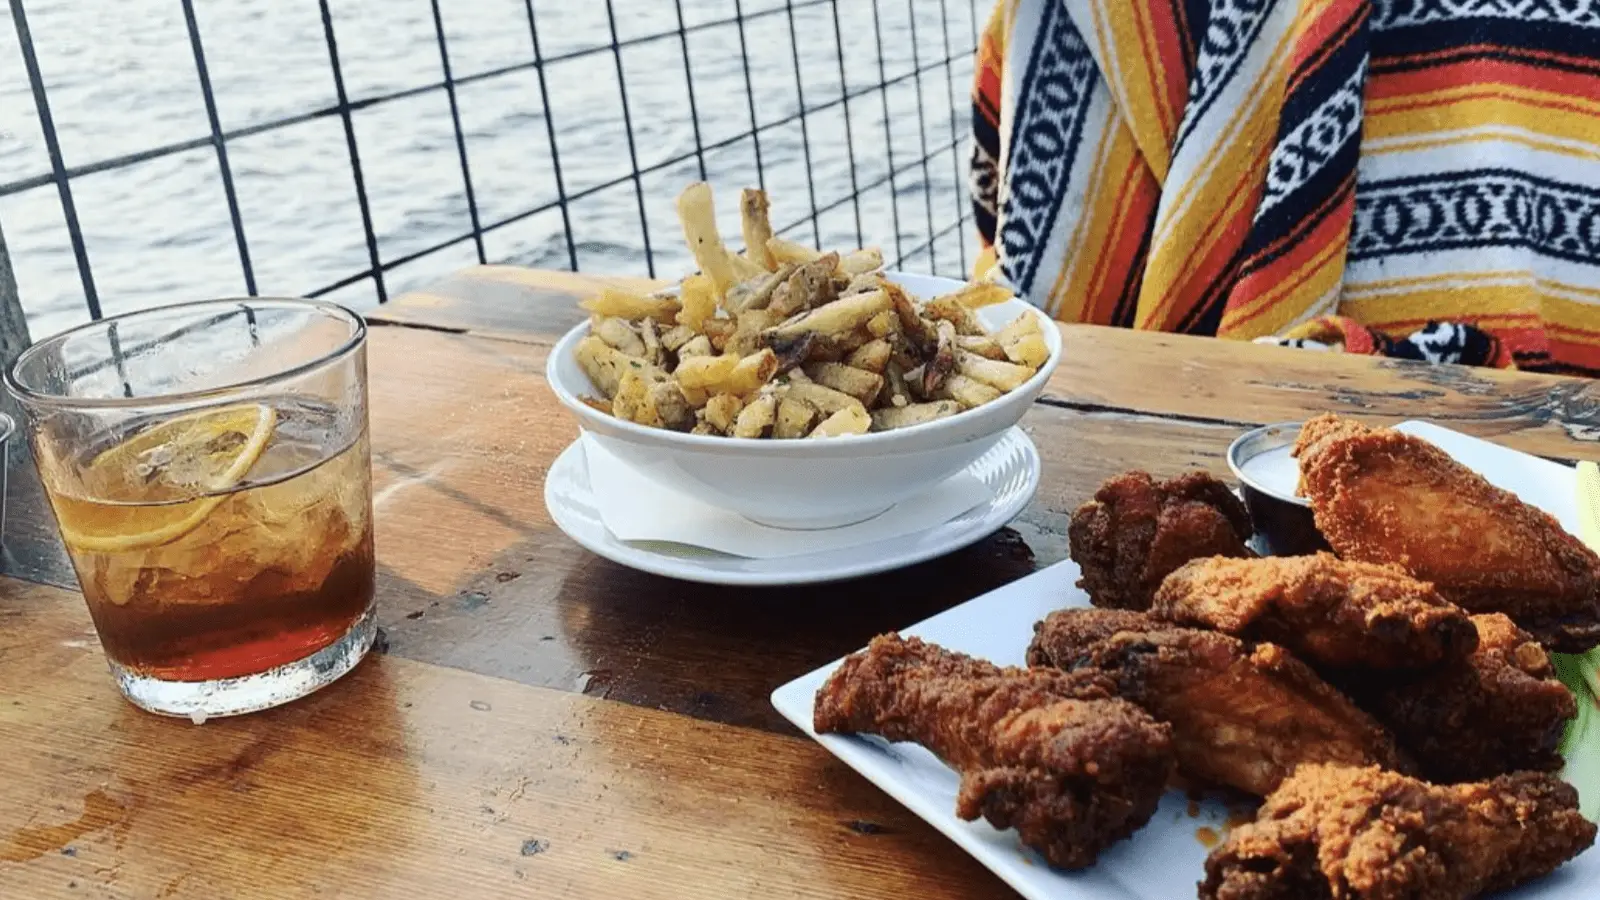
{"left": 0, "top": 220, "right": 32, "bottom": 424}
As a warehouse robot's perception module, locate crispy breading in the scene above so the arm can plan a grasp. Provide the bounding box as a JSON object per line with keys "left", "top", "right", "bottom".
{"left": 1201, "top": 763, "right": 1596, "bottom": 900}
{"left": 1340, "top": 613, "right": 1577, "bottom": 783}
{"left": 1027, "top": 609, "right": 1408, "bottom": 796}
{"left": 1068, "top": 470, "right": 1256, "bottom": 611}
{"left": 1151, "top": 552, "right": 1478, "bottom": 670}
{"left": 1293, "top": 413, "right": 1600, "bottom": 651}
{"left": 813, "top": 633, "right": 1173, "bottom": 869}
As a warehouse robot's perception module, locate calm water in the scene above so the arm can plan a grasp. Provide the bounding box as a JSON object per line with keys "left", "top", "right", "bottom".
{"left": 0, "top": 0, "right": 980, "bottom": 339}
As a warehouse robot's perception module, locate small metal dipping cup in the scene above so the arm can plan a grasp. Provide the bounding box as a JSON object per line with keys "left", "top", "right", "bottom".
{"left": 1227, "top": 422, "right": 1330, "bottom": 557}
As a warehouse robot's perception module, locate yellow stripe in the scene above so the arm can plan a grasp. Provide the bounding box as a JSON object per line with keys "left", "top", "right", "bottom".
{"left": 1366, "top": 92, "right": 1600, "bottom": 158}
{"left": 1365, "top": 130, "right": 1600, "bottom": 164}
{"left": 1345, "top": 271, "right": 1600, "bottom": 303}
{"left": 1090, "top": 0, "right": 1174, "bottom": 180}
{"left": 1046, "top": 110, "right": 1122, "bottom": 321}
{"left": 1219, "top": 238, "right": 1348, "bottom": 339}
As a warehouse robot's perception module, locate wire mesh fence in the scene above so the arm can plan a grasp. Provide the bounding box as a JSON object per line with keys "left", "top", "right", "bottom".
{"left": 0, "top": 0, "right": 982, "bottom": 337}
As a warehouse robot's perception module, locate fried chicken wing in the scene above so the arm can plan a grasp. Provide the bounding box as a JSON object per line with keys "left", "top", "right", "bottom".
{"left": 1151, "top": 552, "right": 1478, "bottom": 670}
{"left": 1340, "top": 613, "right": 1577, "bottom": 783}
{"left": 1027, "top": 609, "right": 1407, "bottom": 796}
{"left": 1201, "top": 763, "right": 1596, "bottom": 900}
{"left": 1293, "top": 414, "right": 1600, "bottom": 651}
{"left": 1068, "top": 470, "right": 1256, "bottom": 611}
{"left": 813, "top": 633, "right": 1174, "bottom": 869}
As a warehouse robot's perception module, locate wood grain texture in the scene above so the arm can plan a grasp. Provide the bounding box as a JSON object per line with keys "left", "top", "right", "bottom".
{"left": 0, "top": 577, "right": 1007, "bottom": 899}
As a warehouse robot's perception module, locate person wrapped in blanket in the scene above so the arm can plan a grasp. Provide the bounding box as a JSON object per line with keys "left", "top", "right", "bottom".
{"left": 969, "top": 0, "right": 1600, "bottom": 374}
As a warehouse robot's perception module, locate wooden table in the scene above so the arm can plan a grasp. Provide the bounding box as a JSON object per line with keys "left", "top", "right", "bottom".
{"left": 4, "top": 265, "right": 1599, "bottom": 899}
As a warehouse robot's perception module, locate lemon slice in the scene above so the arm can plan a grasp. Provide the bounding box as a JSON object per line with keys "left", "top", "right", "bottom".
{"left": 57, "top": 403, "right": 277, "bottom": 554}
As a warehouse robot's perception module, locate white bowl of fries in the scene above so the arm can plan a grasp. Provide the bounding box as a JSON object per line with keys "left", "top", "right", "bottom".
{"left": 545, "top": 182, "right": 1061, "bottom": 530}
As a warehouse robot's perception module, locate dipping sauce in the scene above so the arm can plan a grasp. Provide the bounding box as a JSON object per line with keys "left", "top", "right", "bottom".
{"left": 1237, "top": 443, "right": 1300, "bottom": 501}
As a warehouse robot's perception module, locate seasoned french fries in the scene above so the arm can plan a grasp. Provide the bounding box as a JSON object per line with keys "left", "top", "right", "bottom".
{"left": 773, "top": 396, "right": 818, "bottom": 439}
{"left": 571, "top": 182, "right": 1052, "bottom": 437}
{"left": 871, "top": 400, "right": 962, "bottom": 432}
{"left": 732, "top": 392, "right": 778, "bottom": 438}
{"left": 582, "top": 288, "right": 680, "bottom": 324}
{"left": 803, "top": 362, "right": 884, "bottom": 405}
{"left": 955, "top": 349, "right": 1035, "bottom": 392}
{"left": 996, "top": 312, "right": 1050, "bottom": 368}
{"left": 677, "top": 182, "right": 738, "bottom": 295}
{"left": 809, "top": 405, "right": 872, "bottom": 438}
{"left": 703, "top": 393, "right": 744, "bottom": 434}
{"left": 741, "top": 189, "right": 777, "bottom": 271}
{"left": 766, "top": 236, "right": 824, "bottom": 266}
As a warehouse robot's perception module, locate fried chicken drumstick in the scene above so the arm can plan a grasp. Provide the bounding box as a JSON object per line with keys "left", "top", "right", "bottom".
{"left": 1151, "top": 552, "right": 1478, "bottom": 671}
{"left": 1201, "top": 763, "right": 1596, "bottom": 900}
{"left": 1026, "top": 609, "right": 1408, "bottom": 796}
{"left": 1068, "top": 470, "right": 1256, "bottom": 611}
{"left": 1341, "top": 613, "right": 1577, "bottom": 783}
{"left": 1293, "top": 414, "right": 1600, "bottom": 651}
{"left": 813, "top": 633, "right": 1174, "bottom": 869}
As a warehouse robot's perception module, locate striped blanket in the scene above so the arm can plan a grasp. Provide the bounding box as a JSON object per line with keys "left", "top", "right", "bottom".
{"left": 969, "top": 0, "right": 1600, "bottom": 374}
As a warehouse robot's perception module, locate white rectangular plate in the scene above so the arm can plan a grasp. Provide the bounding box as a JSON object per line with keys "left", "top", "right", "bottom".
{"left": 771, "top": 421, "right": 1600, "bottom": 899}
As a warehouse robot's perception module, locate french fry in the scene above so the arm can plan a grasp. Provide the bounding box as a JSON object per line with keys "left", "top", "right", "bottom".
{"left": 674, "top": 354, "right": 740, "bottom": 391}
{"left": 727, "top": 348, "right": 779, "bottom": 395}
{"left": 766, "top": 236, "right": 824, "bottom": 266}
{"left": 727, "top": 264, "right": 795, "bottom": 313}
{"left": 732, "top": 392, "right": 777, "bottom": 438}
{"left": 575, "top": 336, "right": 654, "bottom": 398}
{"left": 784, "top": 381, "right": 864, "bottom": 416}
{"left": 995, "top": 313, "right": 1050, "bottom": 368}
{"left": 803, "top": 362, "right": 884, "bottom": 406}
{"left": 702, "top": 317, "right": 737, "bottom": 352}
{"left": 884, "top": 281, "right": 937, "bottom": 352}
{"left": 921, "top": 321, "right": 958, "bottom": 397}
{"left": 871, "top": 400, "right": 962, "bottom": 431}
{"left": 727, "top": 251, "right": 768, "bottom": 283}
{"left": 865, "top": 309, "right": 900, "bottom": 339}
{"left": 691, "top": 420, "right": 719, "bottom": 436}
{"left": 956, "top": 334, "right": 1007, "bottom": 361}
{"left": 661, "top": 323, "right": 697, "bottom": 353}
{"left": 837, "top": 247, "right": 883, "bottom": 276}
{"left": 844, "top": 272, "right": 885, "bottom": 296}
{"left": 593, "top": 316, "right": 646, "bottom": 357}
{"left": 884, "top": 362, "right": 912, "bottom": 408}
{"left": 579, "top": 395, "right": 613, "bottom": 416}
{"left": 938, "top": 373, "right": 1003, "bottom": 409}
{"left": 766, "top": 254, "right": 838, "bottom": 319}
{"left": 677, "top": 182, "right": 738, "bottom": 296}
{"left": 730, "top": 308, "right": 779, "bottom": 358}
{"left": 923, "top": 294, "right": 986, "bottom": 336}
{"left": 846, "top": 338, "right": 892, "bottom": 374}
{"left": 677, "top": 334, "right": 714, "bottom": 359}
{"left": 773, "top": 396, "right": 818, "bottom": 439}
{"left": 678, "top": 273, "right": 718, "bottom": 332}
{"left": 765, "top": 289, "right": 890, "bottom": 341}
{"left": 612, "top": 370, "right": 652, "bottom": 424}
{"left": 648, "top": 378, "right": 695, "bottom": 430}
{"left": 808, "top": 405, "right": 871, "bottom": 438}
{"left": 939, "top": 281, "right": 1013, "bottom": 310}
{"left": 703, "top": 393, "right": 745, "bottom": 434}
{"left": 639, "top": 318, "right": 663, "bottom": 366}
{"left": 741, "top": 188, "right": 777, "bottom": 271}
{"left": 581, "top": 288, "right": 680, "bottom": 324}
{"left": 955, "top": 349, "right": 1034, "bottom": 392}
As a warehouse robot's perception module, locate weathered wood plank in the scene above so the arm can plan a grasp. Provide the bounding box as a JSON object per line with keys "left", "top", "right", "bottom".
{"left": 0, "top": 577, "right": 1007, "bottom": 900}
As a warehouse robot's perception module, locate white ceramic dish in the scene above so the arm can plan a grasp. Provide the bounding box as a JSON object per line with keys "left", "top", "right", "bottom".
{"left": 545, "top": 272, "right": 1063, "bottom": 529}
{"left": 771, "top": 421, "right": 1600, "bottom": 900}
{"left": 543, "top": 425, "right": 1041, "bottom": 586}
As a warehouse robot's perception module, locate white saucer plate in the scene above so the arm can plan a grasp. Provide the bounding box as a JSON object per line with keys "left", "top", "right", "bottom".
{"left": 544, "top": 425, "right": 1041, "bottom": 586}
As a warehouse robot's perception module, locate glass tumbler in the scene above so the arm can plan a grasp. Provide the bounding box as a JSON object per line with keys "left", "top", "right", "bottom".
{"left": 4, "top": 299, "right": 375, "bottom": 720}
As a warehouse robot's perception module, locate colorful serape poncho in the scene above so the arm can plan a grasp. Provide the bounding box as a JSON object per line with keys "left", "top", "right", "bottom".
{"left": 969, "top": 0, "right": 1600, "bottom": 375}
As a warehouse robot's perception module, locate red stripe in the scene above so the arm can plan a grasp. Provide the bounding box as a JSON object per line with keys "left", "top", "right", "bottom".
{"left": 1223, "top": 189, "right": 1356, "bottom": 331}
{"left": 1368, "top": 57, "right": 1600, "bottom": 102}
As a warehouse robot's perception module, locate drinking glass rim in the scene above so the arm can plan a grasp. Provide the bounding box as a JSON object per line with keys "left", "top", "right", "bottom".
{"left": 4, "top": 296, "right": 367, "bottom": 410}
